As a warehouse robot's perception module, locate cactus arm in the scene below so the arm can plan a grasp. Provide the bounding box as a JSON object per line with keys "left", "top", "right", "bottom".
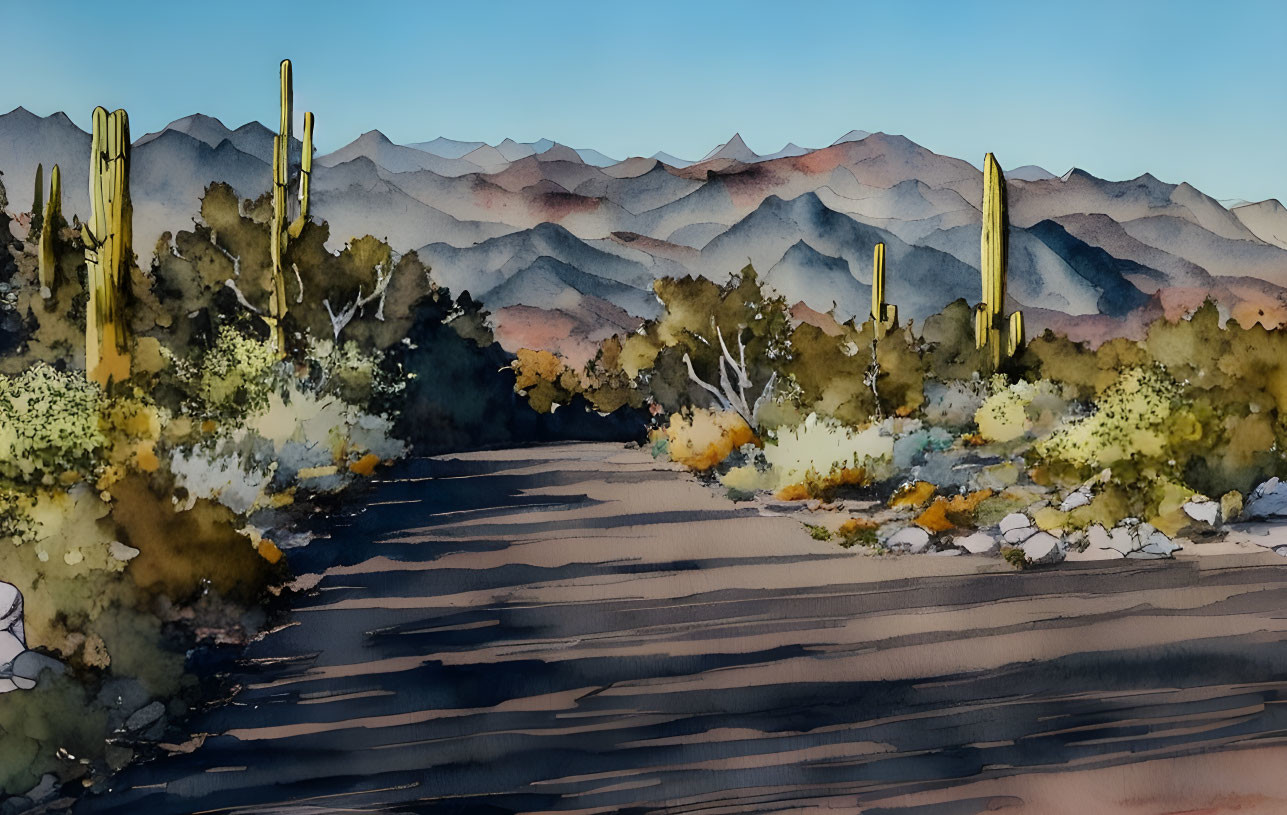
{"left": 288, "top": 110, "right": 314, "bottom": 239}
{"left": 32, "top": 163, "right": 43, "bottom": 234}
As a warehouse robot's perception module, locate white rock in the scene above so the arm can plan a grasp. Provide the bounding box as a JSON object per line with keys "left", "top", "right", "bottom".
{"left": 1183, "top": 500, "right": 1219, "bottom": 526}
{"left": 1140, "top": 528, "right": 1181, "bottom": 557}
{"left": 1087, "top": 525, "right": 1111, "bottom": 549}
{"left": 886, "top": 526, "right": 931, "bottom": 553}
{"left": 1245, "top": 479, "right": 1287, "bottom": 519}
{"left": 999, "top": 513, "right": 1032, "bottom": 533}
{"left": 1060, "top": 489, "right": 1092, "bottom": 512}
{"left": 1021, "top": 532, "right": 1065, "bottom": 565}
{"left": 1003, "top": 526, "right": 1037, "bottom": 544}
{"left": 0, "top": 630, "right": 24, "bottom": 667}
{"left": 0, "top": 581, "right": 21, "bottom": 634}
{"left": 1107, "top": 526, "right": 1138, "bottom": 555}
{"left": 956, "top": 532, "right": 999, "bottom": 556}
{"left": 0, "top": 678, "right": 18, "bottom": 694}
{"left": 109, "top": 541, "right": 141, "bottom": 562}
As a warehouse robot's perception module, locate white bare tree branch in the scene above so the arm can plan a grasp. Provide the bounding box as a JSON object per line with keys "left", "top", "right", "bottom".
{"left": 322, "top": 262, "right": 394, "bottom": 340}
{"left": 223, "top": 279, "right": 261, "bottom": 315}
{"left": 683, "top": 322, "right": 778, "bottom": 429}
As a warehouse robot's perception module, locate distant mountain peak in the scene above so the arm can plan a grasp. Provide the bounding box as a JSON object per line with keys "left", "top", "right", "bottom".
{"left": 701, "top": 133, "right": 758, "bottom": 163}
{"left": 652, "top": 151, "right": 693, "bottom": 168}
{"left": 1008, "top": 165, "right": 1056, "bottom": 182}
{"left": 832, "top": 129, "right": 872, "bottom": 145}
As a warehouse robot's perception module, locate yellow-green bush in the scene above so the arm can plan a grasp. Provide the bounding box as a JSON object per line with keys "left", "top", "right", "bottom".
{"left": 0, "top": 364, "right": 106, "bottom": 483}
{"left": 663, "top": 409, "right": 756, "bottom": 471}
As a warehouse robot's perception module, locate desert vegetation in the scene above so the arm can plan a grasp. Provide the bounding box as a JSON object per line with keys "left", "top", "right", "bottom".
{"left": 1, "top": 58, "right": 1285, "bottom": 810}
{"left": 513, "top": 159, "right": 1287, "bottom": 568}
{"left": 0, "top": 63, "right": 600, "bottom": 800}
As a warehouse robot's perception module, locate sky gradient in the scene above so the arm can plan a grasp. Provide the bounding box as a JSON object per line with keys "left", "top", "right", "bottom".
{"left": 4, "top": 0, "right": 1284, "bottom": 203}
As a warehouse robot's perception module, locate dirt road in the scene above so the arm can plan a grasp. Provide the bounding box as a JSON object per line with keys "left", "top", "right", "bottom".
{"left": 76, "top": 443, "right": 1287, "bottom": 814}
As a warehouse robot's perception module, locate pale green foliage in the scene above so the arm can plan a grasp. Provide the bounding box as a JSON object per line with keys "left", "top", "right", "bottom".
{"left": 722, "top": 413, "right": 895, "bottom": 492}
{"left": 1036, "top": 366, "right": 1180, "bottom": 470}
{"left": 306, "top": 338, "right": 405, "bottom": 405}
{"left": 974, "top": 376, "right": 1072, "bottom": 443}
{"left": 177, "top": 326, "right": 282, "bottom": 418}
{"left": 0, "top": 364, "right": 106, "bottom": 483}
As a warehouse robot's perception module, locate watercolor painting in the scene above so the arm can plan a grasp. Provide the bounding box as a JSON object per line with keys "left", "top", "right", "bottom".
{"left": 2, "top": 0, "right": 1287, "bottom": 812}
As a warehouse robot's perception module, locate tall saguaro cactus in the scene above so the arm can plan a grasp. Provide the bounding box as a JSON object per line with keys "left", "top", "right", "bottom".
{"left": 268, "top": 59, "right": 316, "bottom": 355}
{"left": 37, "top": 164, "right": 61, "bottom": 296}
{"left": 267, "top": 59, "right": 293, "bottom": 354}
{"left": 975, "top": 152, "right": 1023, "bottom": 369}
{"left": 870, "top": 242, "right": 897, "bottom": 333}
{"left": 83, "top": 107, "right": 133, "bottom": 387}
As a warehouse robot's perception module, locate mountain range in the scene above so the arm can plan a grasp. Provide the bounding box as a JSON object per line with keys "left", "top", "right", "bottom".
{"left": 3, "top": 105, "right": 1286, "bottom": 365}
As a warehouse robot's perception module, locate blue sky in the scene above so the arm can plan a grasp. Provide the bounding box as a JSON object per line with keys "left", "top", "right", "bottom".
{"left": 4, "top": 0, "right": 1284, "bottom": 202}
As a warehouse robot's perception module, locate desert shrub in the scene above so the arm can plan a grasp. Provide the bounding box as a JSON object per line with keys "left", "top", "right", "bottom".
{"left": 619, "top": 266, "right": 792, "bottom": 419}
{"left": 306, "top": 339, "right": 404, "bottom": 409}
{"left": 974, "top": 377, "right": 1073, "bottom": 443}
{"left": 174, "top": 325, "right": 282, "bottom": 420}
{"left": 1035, "top": 366, "right": 1180, "bottom": 474}
{"left": 0, "top": 363, "right": 106, "bottom": 483}
{"left": 511, "top": 348, "right": 584, "bottom": 414}
{"left": 664, "top": 409, "right": 756, "bottom": 471}
{"left": 721, "top": 413, "right": 894, "bottom": 496}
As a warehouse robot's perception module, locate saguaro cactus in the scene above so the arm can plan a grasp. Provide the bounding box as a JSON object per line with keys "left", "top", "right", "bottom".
{"left": 83, "top": 107, "right": 133, "bottom": 387}
{"left": 31, "top": 163, "right": 43, "bottom": 235}
{"left": 267, "top": 59, "right": 293, "bottom": 354}
{"left": 975, "top": 152, "right": 1023, "bottom": 369}
{"left": 870, "top": 242, "right": 897, "bottom": 333}
{"left": 37, "top": 164, "right": 61, "bottom": 296}
{"left": 268, "top": 59, "right": 316, "bottom": 354}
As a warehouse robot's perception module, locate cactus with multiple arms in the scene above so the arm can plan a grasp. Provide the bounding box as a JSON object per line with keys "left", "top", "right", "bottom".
{"left": 37, "top": 164, "right": 61, "bottom": 296}
{"left": 870, "top": 242, "right": 897, "bottom": 333}
{"left": 975, "top": 152, "right": 1023, "bottom": 369}
{"left": 267, "top": 58, "right": 293, "bottom": 354}
{"left": 267, "top": 59, "right": 316, "bottom": 354}
{"left": 83, "top": 107, "right": 133, "bottom": 387}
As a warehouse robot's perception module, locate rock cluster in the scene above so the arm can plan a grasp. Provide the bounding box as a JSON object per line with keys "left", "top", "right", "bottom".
{"left": 1085, "top": 520, "right": 1181, "bottom": 559}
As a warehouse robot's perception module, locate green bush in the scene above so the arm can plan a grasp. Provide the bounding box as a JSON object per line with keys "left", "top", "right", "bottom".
{"left": 0, "top": 364, "right": 106, "bottom": 483}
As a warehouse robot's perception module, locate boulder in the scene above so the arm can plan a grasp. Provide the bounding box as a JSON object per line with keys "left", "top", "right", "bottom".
{"left": 999, "top": 513, "right": 1031, "bottom": 533}
{"left": 1106, "top": 526, "right": 1137, "bottom": 555}
{"left": 999, "top": 513, "right": 1037, "bottom": 544}
{"left": 0, "top": 630, "right": 24, "bottom": 669}
{"left": 1245, "top": 478, "right": 1287, "bottom": 520}
{"left": 1021, "top": 532, "right": 1065, "bottom": 565}
{"left": 0, "top": 581, "right": 22, "bottom": 643}
{"left": 1139, "top": 527, "right": 1181, "bottom": 557}
{"left": 885, "top": 526, "right": 931, "bottom": 553}
{"left": 956, "top": 531, "right": 1000, "bottom": 556}
{"left": 125, "top": 700, "right": 166, "bottom": 733}
{"left": 1060, "top": 489, "right": 1092, "bottom": 512}
{"left": 8, "top": 650, "right": 68, "bottom": 689}
{"left": 1182, "top": 499, "right": 1220, "bottom": 527}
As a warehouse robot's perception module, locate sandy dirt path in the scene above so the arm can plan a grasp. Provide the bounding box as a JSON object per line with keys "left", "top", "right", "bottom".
{"left": 76, "top": 442, "right": 1287, "bottom": 814}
